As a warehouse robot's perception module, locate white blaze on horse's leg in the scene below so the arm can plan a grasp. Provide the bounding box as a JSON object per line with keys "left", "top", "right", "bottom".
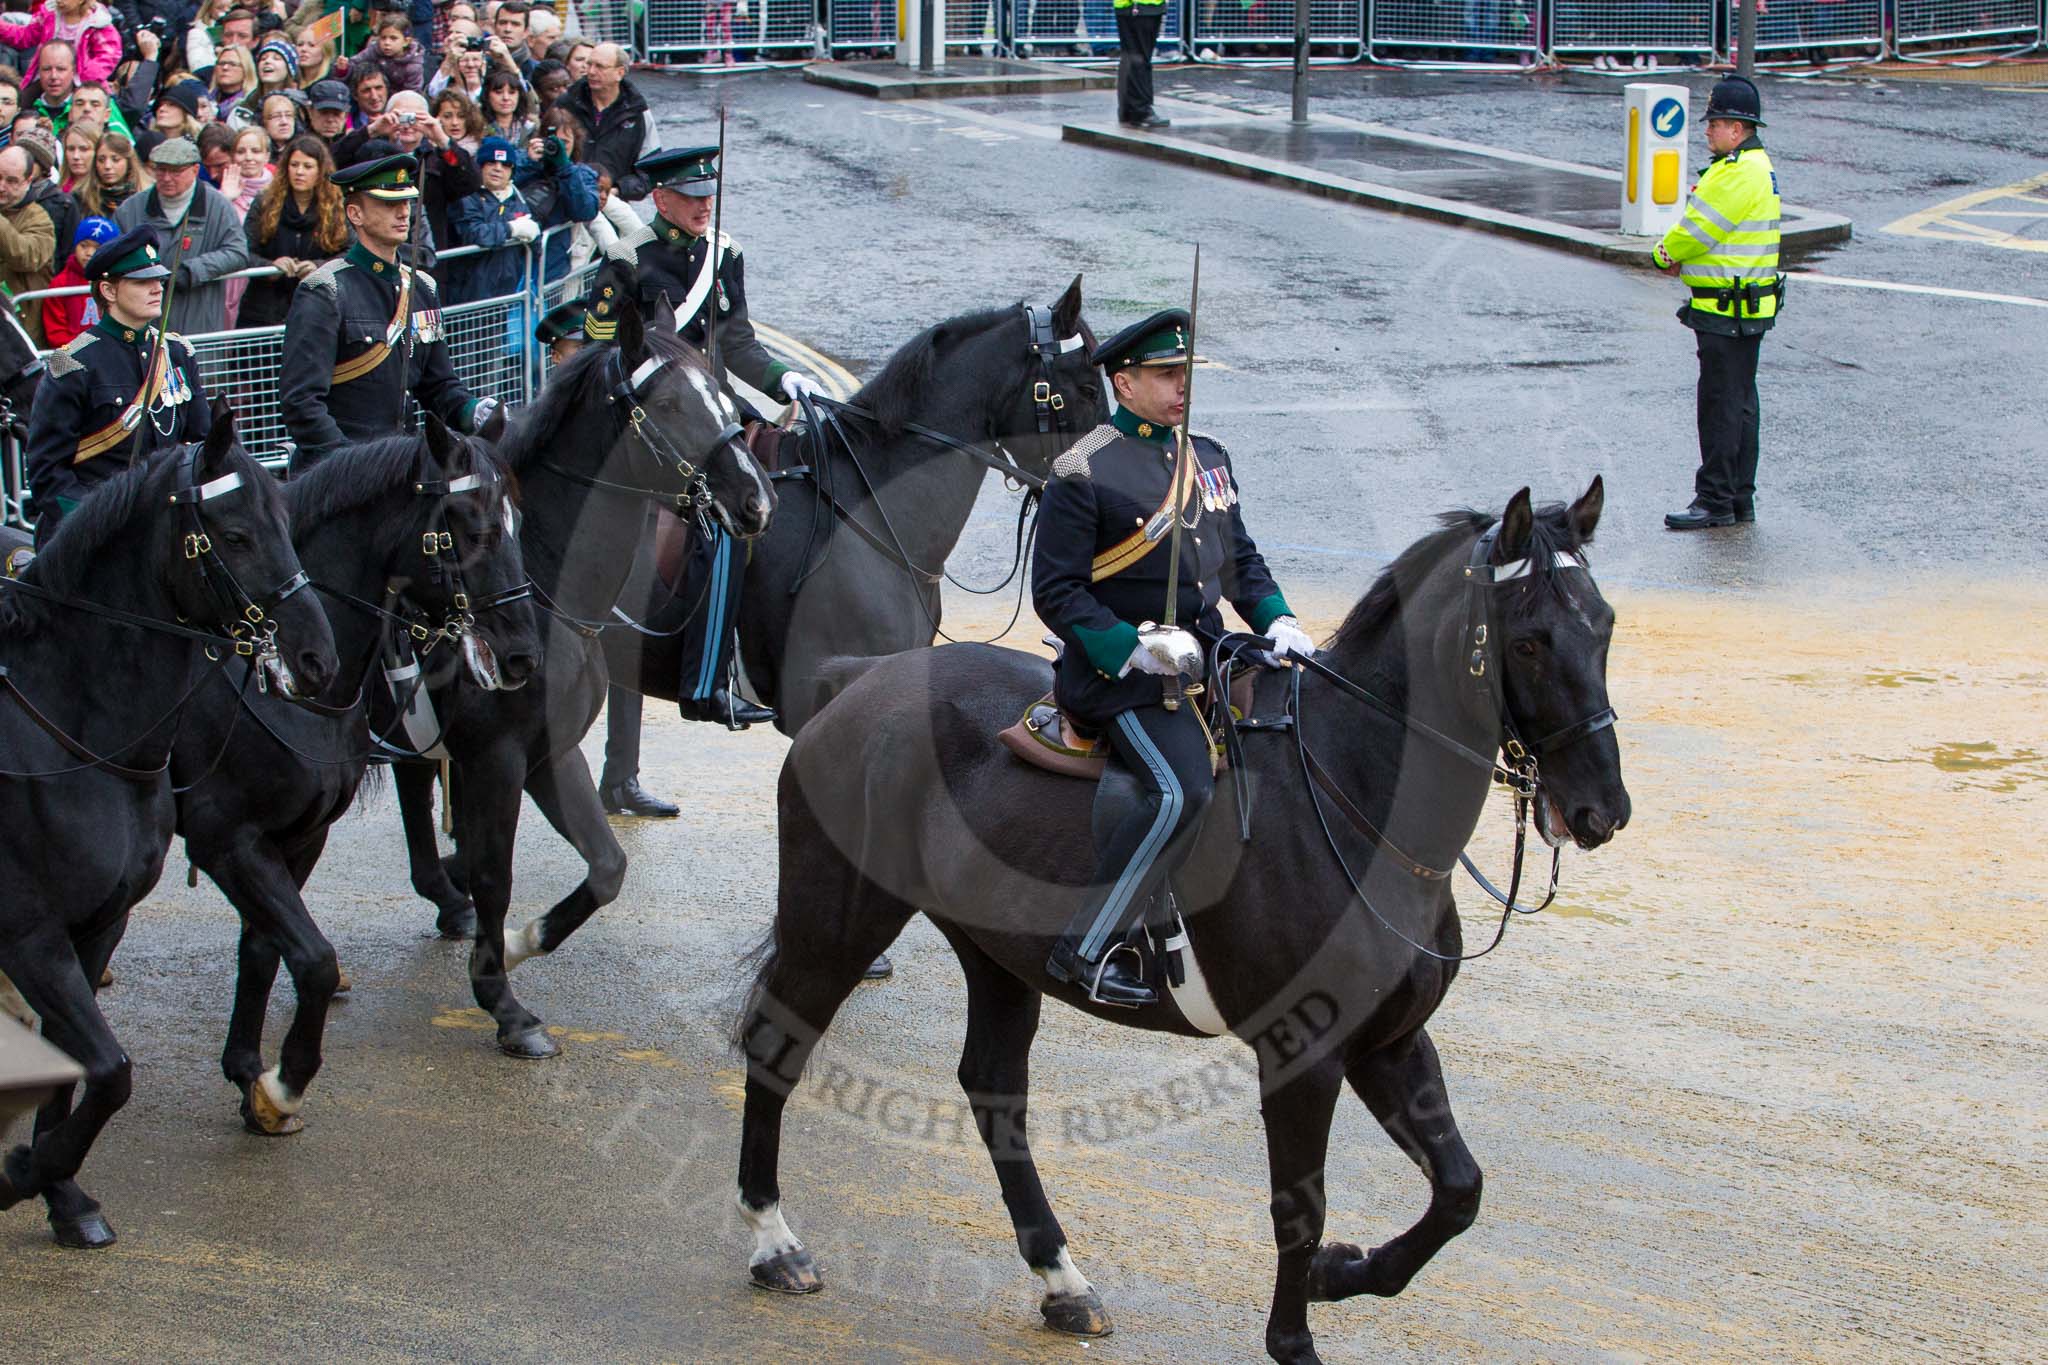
{"left": 1034, "top": 1247, "right": 1094, "bottom": 1299}
{"left": 256, "top": 1065, "right": 305, "bottom": 1117}
{"left": 737, "top": 1195, "right": 804, "bottom": 1266}
{"left": 502, "top": 920, "right": 547, "bottom": 971}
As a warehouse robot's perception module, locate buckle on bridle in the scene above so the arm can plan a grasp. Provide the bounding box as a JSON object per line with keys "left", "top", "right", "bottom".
{"left": 184, "top": 532, "right": 211, "bottom": 559}
{"left": 423, "top": 530, "right": 453, "bottom": 556}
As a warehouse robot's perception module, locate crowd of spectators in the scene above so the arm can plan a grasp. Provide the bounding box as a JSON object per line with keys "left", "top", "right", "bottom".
{"left": 0, "top": 0, "right": 651, "bottom": 348}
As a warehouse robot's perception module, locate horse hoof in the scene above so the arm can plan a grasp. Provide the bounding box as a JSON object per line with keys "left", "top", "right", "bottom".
{"left": 333, "top": 965, "right": 353, "bottom": 996}
{"left": 1041, "top": 1290, "right": 1113, "bottom": 1337}
{"left": 498, "top": 1026, "right": 560, "bottom": 1060}
{"left": 1306, "top": 1241, "right": 1364, "bottom": 1301}
{"left": 242, "top": 1079, "right": 306, "bottom": 1137}
{"left": 50, "top": 1210, "right": 117, "bottom": 1249}
{"left": 862, "top": 953, "right": 893, "bottom": 982}
{"left": 749, "top": 1247, "right": 823, "bottom": 1294}
{"left": 435, "top": 904, "right": 477, "bottom": 940}
{"left": 96, "top": 966, "right": 115, "bottom": 990}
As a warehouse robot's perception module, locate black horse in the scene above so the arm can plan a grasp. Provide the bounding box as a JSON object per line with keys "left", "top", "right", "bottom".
{"left": 0, "top": 413, "right": 337, "bottom": 1248}
{"left": 605, "top": 276, "right": 1103, "bottom": 735}
{"left": 175, "top": 416, "right": 541, "bottom": 1139}
{"left": 389, "top": 274, "right": 776, "bottom": 1058}
{"left": 734, "top": 484, "right": 1630, "bottom": 1364}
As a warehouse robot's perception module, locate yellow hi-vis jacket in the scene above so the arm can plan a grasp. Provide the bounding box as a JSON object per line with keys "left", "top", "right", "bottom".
{"left": 1652, "top": 139, "right": 1782, "bottom": 334}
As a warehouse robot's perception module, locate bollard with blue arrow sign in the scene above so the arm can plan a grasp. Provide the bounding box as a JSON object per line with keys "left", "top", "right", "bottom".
{"left": 1623, "top": 84, "right": 1691, "bottom": 236}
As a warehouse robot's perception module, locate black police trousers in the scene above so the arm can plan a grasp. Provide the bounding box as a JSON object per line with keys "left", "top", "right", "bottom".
{"left": 1693, "top": 329, "right": 1763, "bottom": 516}
{"left": 1115, "top": 6, "right": 1164, "bottom": 123}
{"left": 1064, "top": 700, "right": 1215, "bottom": 962}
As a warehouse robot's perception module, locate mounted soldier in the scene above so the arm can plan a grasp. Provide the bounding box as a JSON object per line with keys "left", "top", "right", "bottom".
{"left": 1029, "top": 308, "right": 1314, "bottom": 1006}
{"left": 23, "top": 225, "right": 210, "bottom": 545}
{"left": 596, "top": 140, "right": 812, "bottom": 814}
{"left": 278, "top": 152, "right": 500, "bottom": 471}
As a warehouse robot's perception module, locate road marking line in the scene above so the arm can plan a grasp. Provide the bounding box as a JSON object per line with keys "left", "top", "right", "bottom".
{"left": 1786, "top": 271, "right": 2048, "bottom": 309}
{"left": 756, "top": 322, "right": 860, "bottom": 398}
{"left": 1881, "top": 171, "right": 2048, "bottom": 252}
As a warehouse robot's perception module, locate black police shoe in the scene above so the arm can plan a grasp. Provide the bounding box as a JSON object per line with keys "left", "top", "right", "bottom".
{"left": 677, "top": 688, "right": 777, "bottom": 730}
{"left": 1047, "top": 937, "right": 1156, "bottom": 1008}
{"left": 1664, "top": 501, "right": 1736, "bottom": 531}
{"left": 863, "top": 953, "right": 893, "bottom": 981}
{"left": 601, "top": 779, "right": 680, "bottom": 818}
{"left": 1734, "top": 500, "right": 1756, "bottom": 523}
{"left": 1120, "top": 114, "right": 1171, "bottom": 129}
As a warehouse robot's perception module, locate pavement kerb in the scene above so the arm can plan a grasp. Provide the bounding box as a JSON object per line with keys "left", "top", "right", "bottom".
{"left": 1061, "top": 112, "right": 1852, "bottom": 268}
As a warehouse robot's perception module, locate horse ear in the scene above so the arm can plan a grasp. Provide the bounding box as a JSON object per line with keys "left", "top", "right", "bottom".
{"left": 423, "top": 411, "right": 453, "bottom": 463}
{"left": 1052, "top": 273, "right": 1083, "bottom": 335}
{"left": 1496, "top": 487, "right": 1534, "bottom": 562}
{"left": 1568, "top": 475, "right": 1603, "bottom": 544}
{"left": 618, "top": 290, "right": 647, "bottom": 362}
{"left": 201, "top": 399, "right": 236, "bottom": 468}
{"left": 652, "top": 289, "right": 678, "bottom": 333}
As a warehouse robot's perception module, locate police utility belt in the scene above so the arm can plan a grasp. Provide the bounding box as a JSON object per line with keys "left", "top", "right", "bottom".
{"left": 1691, "top": 276, "right": 1786, "bottom": 316}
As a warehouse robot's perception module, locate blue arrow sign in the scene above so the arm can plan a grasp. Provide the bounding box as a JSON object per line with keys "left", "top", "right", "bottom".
{"left": 1651, "top": 97, "right": 1685, "bottom": 139}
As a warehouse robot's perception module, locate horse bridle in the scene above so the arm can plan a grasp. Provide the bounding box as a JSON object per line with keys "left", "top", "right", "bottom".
{"left": 1022, "top": 302, "right": 1086, "bottom": 446}
{"left": 169, "top": 443, "right": 311, "bottom": 666}
{"left": 1459, "top": 524, "right": 1618, "bottom": 792}
{"left": 537, "top": 347, "right": 742, "bottom": 530}
{"left": 407, "top": 462, "right": 534, "bottom": 641}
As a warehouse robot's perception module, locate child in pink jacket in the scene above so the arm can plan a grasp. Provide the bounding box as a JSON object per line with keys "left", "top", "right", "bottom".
{"left": 0, "top": 0, "right": 125, "bottom": 88}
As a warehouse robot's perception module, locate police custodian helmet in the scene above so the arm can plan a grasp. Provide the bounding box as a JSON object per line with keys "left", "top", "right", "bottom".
{"left": 1705, "top": 75, "right": 1766, "bottom": 127}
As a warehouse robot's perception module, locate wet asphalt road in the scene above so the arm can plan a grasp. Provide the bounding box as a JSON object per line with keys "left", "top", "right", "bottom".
{"left": 4, "top": 66, "right": 2044, "bottom": 1364}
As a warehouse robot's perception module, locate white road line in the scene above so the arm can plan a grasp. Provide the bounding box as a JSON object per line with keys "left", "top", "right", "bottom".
{"left": 1786, "top": 271, "right": 2048, "bottom": 310}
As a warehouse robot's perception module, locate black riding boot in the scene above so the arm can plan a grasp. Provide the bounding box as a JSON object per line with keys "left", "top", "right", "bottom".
{"left": 1048, "top": 930, "right": 1155, "bottom": 1007}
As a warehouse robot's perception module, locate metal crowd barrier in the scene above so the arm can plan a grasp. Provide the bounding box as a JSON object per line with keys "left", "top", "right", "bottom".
{"left": 566, "top": 0, "right": 643, "bottom": 50}
{"left": 1367, "top": 0, "right": 1540, "bottom": 60}
{"left": 1189, "top": 0, "right": 1363, "bottom": 57}
{"left": 1895, "top": 0, "right": 2042, "bottom": 49}
{"left": 643, "top": 0, "right": 815, "bottom": 60}
{"left": 1019, "top": 0, "right": 1185, "bottom": 61}
{"left": 825, "top": 0, "right": 999, "bottom": 52}
{"left": 1550, "top": 0, "right": 1716, "bottom": 58}
{"left": 1747, "top": 0, "right": 1886, "bottom": 55}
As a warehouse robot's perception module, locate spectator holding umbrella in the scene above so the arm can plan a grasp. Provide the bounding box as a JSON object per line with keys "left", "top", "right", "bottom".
{"left": 238, "top": 130, "right": 343, "bottom": 327}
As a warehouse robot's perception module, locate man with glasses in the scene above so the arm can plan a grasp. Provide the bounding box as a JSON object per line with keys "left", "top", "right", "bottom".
{"left": 554, "top": 41, "right": 657, "bottom": 204}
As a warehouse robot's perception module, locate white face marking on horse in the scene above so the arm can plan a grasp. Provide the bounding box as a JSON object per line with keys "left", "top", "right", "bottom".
{"left": 1034, "top": 1247, "right": 1093, "bottom": 1298}
{"left": 737, "top": 1196, "right": 803, "bottom": 1265}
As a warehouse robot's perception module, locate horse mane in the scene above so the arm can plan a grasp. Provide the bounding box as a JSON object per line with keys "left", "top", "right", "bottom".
{"left": 1330, "top": 503, "right": 1592, "bottom": 659}
{"left": 853, "top": 305, "right": 1017, "bottom": 439}
{"left": 7, "top": 452, "right": 167, "bottom": 623}
{"left": 498, "top": 326, "right": 703, "bottom": 470}
{"left": 285, "top": 431, "right": 514, "bottom": 531}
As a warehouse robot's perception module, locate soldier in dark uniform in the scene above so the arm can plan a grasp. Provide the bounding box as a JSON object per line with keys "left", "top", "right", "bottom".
{"left": 534, "top": 296, "right": 590, "bottom": 371}
{"left": 277, "top": 153, "right": 499, "bottom": 471}
{"left": 595, "top": 142, "right": 815, "bottom": 814}
{"left": 1030, "top": 309, "right": 1315, "bottom": 1007}
{"left": 24, "top": 225, "right": 211, "bottom": 545}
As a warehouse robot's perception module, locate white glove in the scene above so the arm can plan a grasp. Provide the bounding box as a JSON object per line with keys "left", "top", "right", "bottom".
{"left": 1266, "top": 615, "right": 1316, "bottom": 661}
{"left": 468, "top": 396, "right": 500, "bottom": 432}
{"left": 1126, "top": 626, "right": 1200, "bottom": 679}
{"left": 507, "top": 215, "right": 540, "bottom": 244}
{"left": 780, "top": 371, "right": 821, "bottom": 402}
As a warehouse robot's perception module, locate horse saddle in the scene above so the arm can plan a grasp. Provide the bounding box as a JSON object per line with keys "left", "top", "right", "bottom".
{"left": 998, "top": 671, "right": 1256, "bottom": 782}
{"left": 1, "top": 525, "right": 32, "bottom": 579}
{"left": 652, "top": 419, "right": 796, "bottom": 591}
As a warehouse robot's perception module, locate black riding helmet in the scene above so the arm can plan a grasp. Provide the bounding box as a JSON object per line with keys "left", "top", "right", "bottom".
{"left": 1705, "top": 75, "right": 1766, "bottom": 127}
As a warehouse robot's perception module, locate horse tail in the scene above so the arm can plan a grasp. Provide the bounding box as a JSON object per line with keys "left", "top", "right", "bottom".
{"left": 729, "top": 924, "right": 781, "bottom": 1055}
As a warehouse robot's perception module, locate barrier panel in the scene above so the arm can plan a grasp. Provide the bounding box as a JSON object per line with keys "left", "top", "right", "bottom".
{"left": 1894, "top": 0, "right": 2041, "bottom": 48}
{"left": 827, "top": 0, "right": 1005, "bottom": 51}
{"left": 565, "top": 0, "right": 642, "bottom": 50}
{"left": 1189, "top": 0, "right": 1363, "bottom": 56}
{"left": 1017, "top": 0, "right": 1186, "bottom": 60}
{"left": 644, "top": 0, "right": 816, "bottom": 59}
{"left": 1745, "top": 0, "right": 1884, "bottom": 54}
{"left": 1367, "top": 0, "right": 1540, "bottom": 59}
{"left": 1550, "top": 0, "right": 1717, "bottom": 56}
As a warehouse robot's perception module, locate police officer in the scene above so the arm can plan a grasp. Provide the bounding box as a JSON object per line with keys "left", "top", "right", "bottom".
{"left": 1031, "top": 310, "right": 1314, "bottom": 1007}
{"left": 1654, "top": 75, "right": 1782, "bottom": 531}
{"left": 278, "top": 153, "right": 499, "bottom": 470}
{"left": 24, "top": 225, "right": 210, "bottom": 545}
{"left": 1113, "top": 0, "right": 1170, "bottom": 129}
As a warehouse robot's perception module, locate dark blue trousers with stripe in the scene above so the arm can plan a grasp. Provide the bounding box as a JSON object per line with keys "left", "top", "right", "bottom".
{"left": 1071, "top": 702, "right": 1215, "bottom": 962}
{"left": 601, "top": 525, "right": 746, "bottom": 785}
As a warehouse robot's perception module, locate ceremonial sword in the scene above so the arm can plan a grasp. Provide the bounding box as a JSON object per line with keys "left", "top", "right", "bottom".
{"left": 126, "top": 208, "right": 192, "bottom": 465}
{"left": 705, "top": 104, "right": 727, "bottom": 391}
{"left": 1161, "top": 244, "right": 1198, "bottom": 713}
